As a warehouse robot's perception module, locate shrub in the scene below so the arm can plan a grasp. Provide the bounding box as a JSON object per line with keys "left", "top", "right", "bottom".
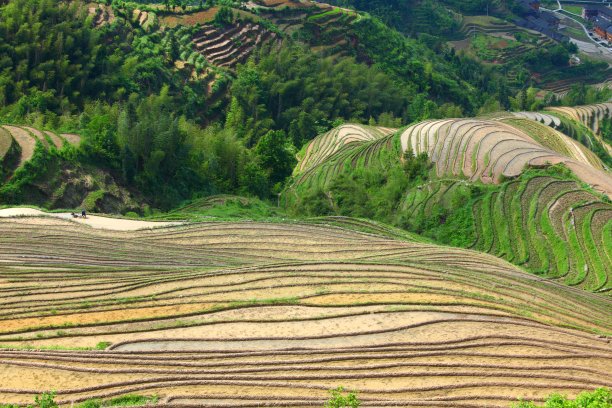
{"left": 512, "top": 388, "right": 612, "bottom": 408}
{"left": 325, "top": 387, "right": 360, "bottom": 408}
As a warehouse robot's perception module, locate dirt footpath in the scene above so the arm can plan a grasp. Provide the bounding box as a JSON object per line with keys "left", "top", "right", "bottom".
{"left": 0, "top": 208, "right": 182, "bottom": 231}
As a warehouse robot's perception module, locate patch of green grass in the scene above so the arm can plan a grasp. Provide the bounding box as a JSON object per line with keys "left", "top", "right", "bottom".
{"left": 82, "top": 189, "right": 106, "bottom": 211}
{"left": 562, "top": 5, "right": 583, "bottom": 15}
{"left": 95, "top": 341, "right": 111, "bottom": 350}
{"left": 151, "top": 195, "right": 285, "bottom": 221}
{"left": 308, "top": 8, "right": 342, "bottom": 21}
{"left": 0, "top": 393, "right": 159, "bottom": 408}
{"left": 77, "top": 394, "right": 158, "bottom": 407}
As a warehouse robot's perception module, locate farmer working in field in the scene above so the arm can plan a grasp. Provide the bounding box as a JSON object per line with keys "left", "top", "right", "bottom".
{"left": 81, "top": 209, "right": 87, "bottom": 218}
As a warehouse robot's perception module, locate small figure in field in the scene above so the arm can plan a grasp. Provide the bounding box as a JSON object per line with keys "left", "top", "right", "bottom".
{"left": 70, "top": 212, "right": 78, "bottom": 218}
{"left": 81, "top": 209, "right": 87, "bottom": 219}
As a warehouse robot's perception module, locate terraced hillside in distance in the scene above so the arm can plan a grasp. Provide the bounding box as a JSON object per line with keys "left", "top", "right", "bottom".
{"left": 286, "top": 114, "right": 612, "bottom": 294}
{"left": 0, "top": 215, "right": 610, "bottom": 407}
{"left": 0, "top": 125, "right": 80, "bottom": 179}
{"left": 154, "top": 0, "right": 355, "bottom": 72}
{"left": 253, "top": 2, "right": 360, "bottom": 59}
{"left": 547, "top": 102, "right": 612, "bottom": 135}
{"left": 399, "top": 118, "right": 611, "bottom": 197}
{"left": 296, "top": 124, "right": 396, "bottom": 174}
{"left": 289, "top": 126, "right": 397, "bottom": 193}
{"left": 458, "top": 16, "right": 555, "bottom": 65}
{"left": 492, "top": 105, "right": 612, "bottom": 162}
{"left": 190, "top": 22, "right": 278, "bottom": 70}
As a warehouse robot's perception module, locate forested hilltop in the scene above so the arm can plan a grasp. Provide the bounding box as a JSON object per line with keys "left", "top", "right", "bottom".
{"left": 1, "top": 0, "right": 610, "bottom": 212}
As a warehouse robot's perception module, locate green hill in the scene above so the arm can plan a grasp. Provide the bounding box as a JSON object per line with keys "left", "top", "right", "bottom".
{"left": 285, "top": 110, "right": 612, "bottom": 294}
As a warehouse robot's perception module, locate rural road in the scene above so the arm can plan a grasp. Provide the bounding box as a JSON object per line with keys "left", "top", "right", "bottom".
{"left": 0, "top": 208, "right": 183, "bottom": 231}
{"left": 542, "top": 5, "right": 612, "bottom": 61}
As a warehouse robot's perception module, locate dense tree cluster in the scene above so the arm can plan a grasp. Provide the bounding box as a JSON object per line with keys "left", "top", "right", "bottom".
{"left": 0, "top": 0, "right": 609, "bottom": 211}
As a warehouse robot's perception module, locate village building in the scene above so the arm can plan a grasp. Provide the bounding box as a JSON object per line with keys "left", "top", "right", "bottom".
{"left": 583, "top": 8, "right": 599, "bottom": 21}
{"left": 582, "top": 5, "right": 612, "bottom": 22}
{"left": 516, "top": 8, "right": 566, "bottom": 42}
{"left": 594, "top": 16, "right": 612, "bottom": 42}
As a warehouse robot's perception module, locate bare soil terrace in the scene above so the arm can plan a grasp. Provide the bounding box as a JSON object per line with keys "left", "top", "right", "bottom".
{"left": 0, "top": 215, "right": 610, "bottom": 407}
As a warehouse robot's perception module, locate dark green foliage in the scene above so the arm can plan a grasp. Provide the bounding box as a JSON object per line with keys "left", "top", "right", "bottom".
{"left": 255, "top": 130, "right": 296, "bottom": 187}
{"left": 0, "top": 0, "right": 100, "bottom": 114}
{"left": 229, "top": 44, "right": 408, "bottom": 147}
{"left": 403, "top": 149, "right": 431, "bottom": 179}
{"left": 214, "top": 6, "right": 234, "bottom": 26}
{"left": 600, "top": 118, "right": 612, "bottom": 144}
{"left": 558, "top": 84, "right": 612, "bottom": 108}
{"left": 0, "top": 0, "right": 213, "bottom": 125}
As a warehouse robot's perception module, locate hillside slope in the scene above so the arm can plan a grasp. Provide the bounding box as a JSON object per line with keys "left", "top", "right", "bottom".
{"left": 285, "top": 111, "right": 612, "bottom": 293}
{"left": 399, "top": 118, "right": 611, "bottom": 198}
{"left": 0, "top": 215, "right": 610, "bottom": 406}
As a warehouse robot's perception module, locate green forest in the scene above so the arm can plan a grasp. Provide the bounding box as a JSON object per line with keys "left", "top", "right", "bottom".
{"left": 0, "top": 0, "right": 609, "bottom": 211}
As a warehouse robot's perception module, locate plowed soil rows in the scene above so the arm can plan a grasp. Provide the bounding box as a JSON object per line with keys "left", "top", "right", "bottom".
{"left": 0, "top": 217, "right": 610, "bottom": 406}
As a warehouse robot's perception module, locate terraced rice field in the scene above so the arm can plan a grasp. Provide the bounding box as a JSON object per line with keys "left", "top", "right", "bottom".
{"left": 547, "top": 102, "right": 612, "bottom": 135}
{"left": 289, "top": 127, "right": 397, "bottom": 193}
{"left": 191, "top": 22, "right": 278, "bottom": 69}
{"left": 0, "top": 215, "right": 610, "bottom": 407}
{"left": 399, "top": 118, "right": 612, "bottom": 198}
{"left": 296, "top": 124, "right": 395, "bottom": 174}
{"left": 511, "top": 112, "right": 561, "bottom": 129}
{"left": 87, "top": 3, "right": 115, "bottom": 28}
{"left": 0, "top": 125, "right": 79, "bottom": 177}
{"left": 402, "top": 176, "right": 612, "bottom": 293}
{"left": 497, "top": 118, "right": 602, "bottom": 169}
{"left": 287, "top": 120, "right": 612, "bottom": 295}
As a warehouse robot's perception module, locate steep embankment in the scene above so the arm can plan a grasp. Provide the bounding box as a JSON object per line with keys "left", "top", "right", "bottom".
{"left": 0, "top": 125, "right": 143, "bottom": 213}
{"left": 0, "top": 124, "right": 79, "bottom": 172}
{"left": 0, "top": 216, "right": 610, "bottom": 406}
